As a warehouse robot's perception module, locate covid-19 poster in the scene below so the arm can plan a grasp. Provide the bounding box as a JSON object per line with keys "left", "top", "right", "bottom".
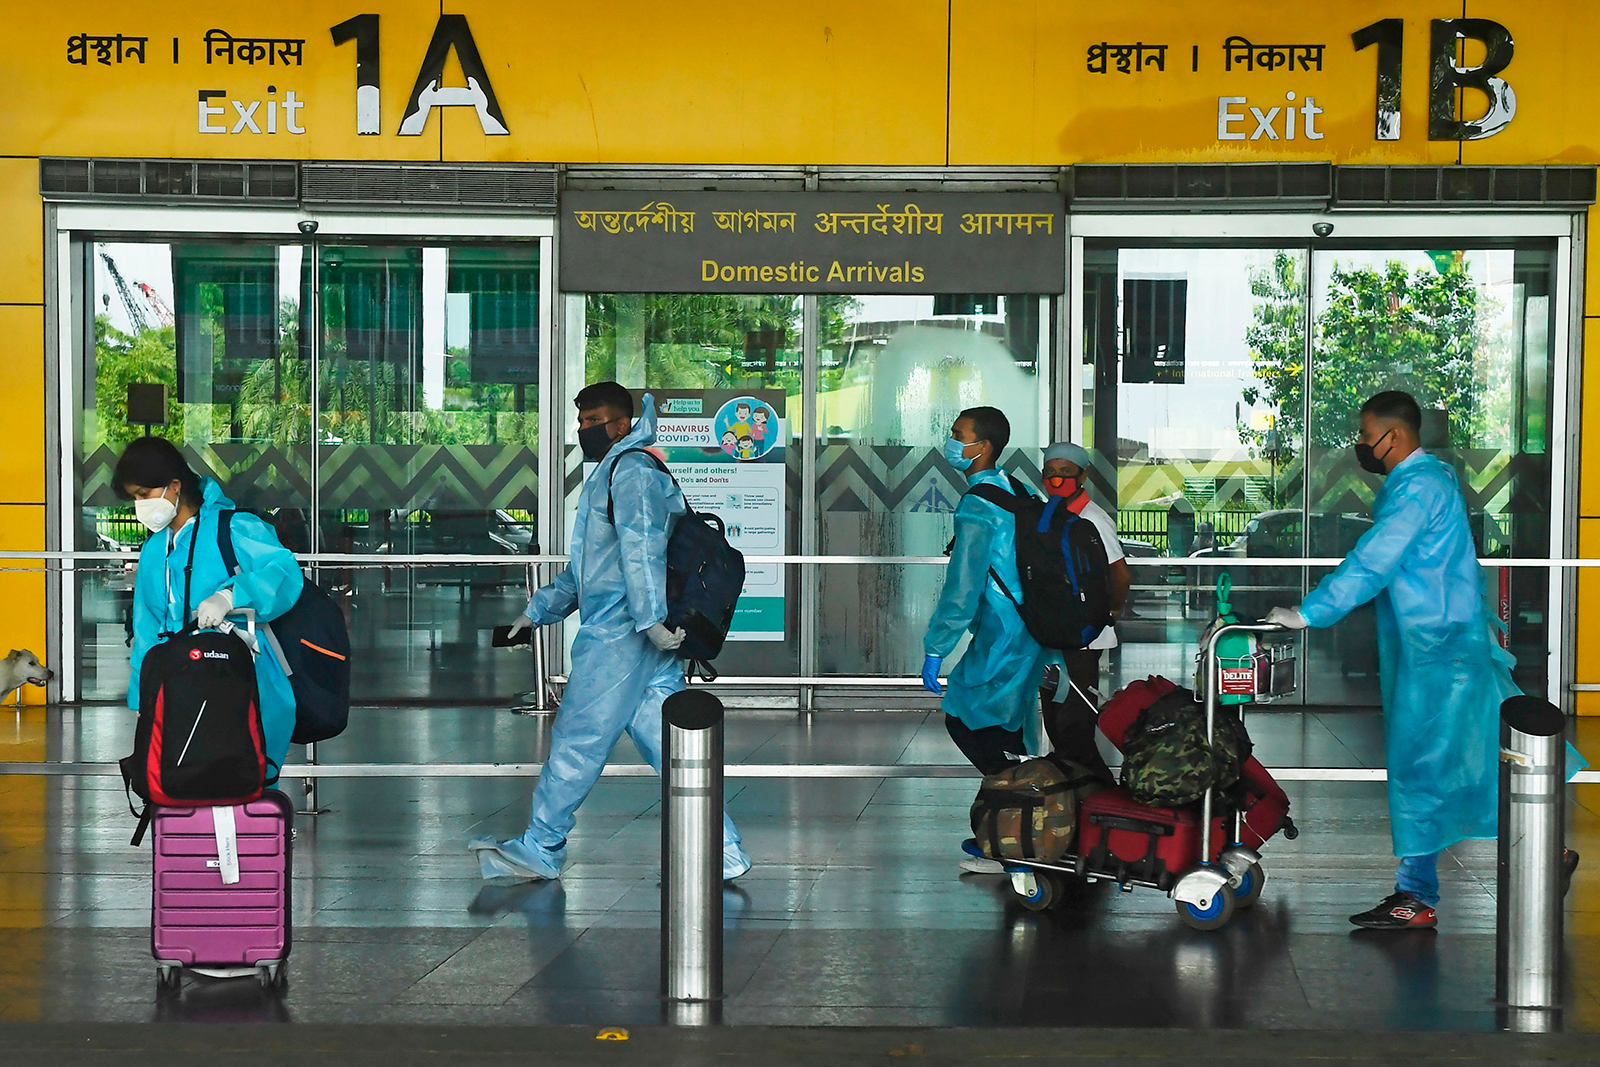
{"left": 634, "top": 388, "right": 787, "bottom": 642}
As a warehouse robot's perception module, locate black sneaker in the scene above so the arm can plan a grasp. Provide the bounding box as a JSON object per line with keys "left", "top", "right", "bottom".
{"left": 1349, "top": 891, "right": 1437, "bottom": 930}
{"left": 1564, "top": 849, "right": 1580, "bottom": 898}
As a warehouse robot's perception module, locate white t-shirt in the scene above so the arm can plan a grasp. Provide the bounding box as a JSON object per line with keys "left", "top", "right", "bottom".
{"left": 1076, "top": 498, "right": 1124, "bottom": 650}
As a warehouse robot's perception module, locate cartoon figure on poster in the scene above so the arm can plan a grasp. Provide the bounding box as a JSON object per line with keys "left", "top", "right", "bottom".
{"left": 715, "top": 396, "right": 779, "bottom": 461}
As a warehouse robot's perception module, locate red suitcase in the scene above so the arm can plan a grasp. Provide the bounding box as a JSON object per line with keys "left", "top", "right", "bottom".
{"left": 151, "top": 789, "right": 292, "bottom": 989}
{"left": 1096, "top": 675, "right": 1296, "bottom": 849}
{"left": 1076, "top": 786, "right": 1226, "bottom": 891}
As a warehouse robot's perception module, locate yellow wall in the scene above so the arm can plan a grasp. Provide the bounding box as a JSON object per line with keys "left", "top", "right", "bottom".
{"left": 3, "top": 1, "right": 1600, "bottom": 707}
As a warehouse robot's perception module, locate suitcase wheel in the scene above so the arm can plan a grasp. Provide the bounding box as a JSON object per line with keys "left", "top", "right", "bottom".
{"left": 1175, "top": 882, "right": 1236, "bottom": 931}
{"left": 257, "top": 963, "right": 286, "bottom": 990}
{"left": 1231, "top": 861, "right": 1266, "bottom": 909}
{"left": 157, "top": 964, "right": 180, "bottom": 990}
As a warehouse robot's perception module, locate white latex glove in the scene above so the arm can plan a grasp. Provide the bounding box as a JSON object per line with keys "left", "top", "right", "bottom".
{"left": 196, "top": 587, "right": 235, "bottom": 629}
{"left": 1265, "top": 606, "right": 1308, "bottom": 630}
{"left": 647, "top": 622, "right": 687, "bottom": 651}
{"left": 507, "top": 614, "right": 531, "bottom": 639}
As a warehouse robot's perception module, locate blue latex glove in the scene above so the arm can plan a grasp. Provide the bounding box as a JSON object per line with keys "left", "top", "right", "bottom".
{"left": 921, "top": 654, "right": 943, "bottom": 695}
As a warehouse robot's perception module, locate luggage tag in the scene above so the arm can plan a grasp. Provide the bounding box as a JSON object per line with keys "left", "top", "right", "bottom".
{"left": 210, "top": 805, "right": 241, "bottom": 885}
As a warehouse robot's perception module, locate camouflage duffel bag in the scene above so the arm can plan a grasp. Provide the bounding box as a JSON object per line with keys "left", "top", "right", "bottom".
{"left": 1119, "top": 686, "right": 1253, "bottom": 807}
{"left": 970, "top": 758, "right": 1105, "bottom": 862}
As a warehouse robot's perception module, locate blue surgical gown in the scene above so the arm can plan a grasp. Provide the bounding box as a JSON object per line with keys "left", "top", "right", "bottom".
{"left": 517, "top": 396, "right": 743, "bottom": 856}
{"left": 1300, "top": 450, "right": 1580, "bottom": 857}
{"left": 128, "top": 477, "right": 305, "bottom": 773}
{"left": 924, "top": 468, "right": 1046, "bottom": 739}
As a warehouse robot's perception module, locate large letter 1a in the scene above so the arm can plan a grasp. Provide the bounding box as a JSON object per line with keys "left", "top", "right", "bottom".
{"left": 331, "top": 14, "right": 380, "bottom": 135}
{"left": 398, "top": 15, "right": 509, "bottom": 136}
{"left": 1429, "top": 19, "right": 1516, "bottom": 140}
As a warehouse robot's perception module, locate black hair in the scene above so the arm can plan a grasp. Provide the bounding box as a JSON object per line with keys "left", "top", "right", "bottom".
{"left": 959, "top": 405, "right": 1011, "bottom": 455}
{"left": 574, "top": 381, "right": 634, "bottom": 418}
{"left": 112, "top": 436, "right": 202, "bottom": 506}
{"left": 1361, "top": 390, "right": 1422, "bottom": 433}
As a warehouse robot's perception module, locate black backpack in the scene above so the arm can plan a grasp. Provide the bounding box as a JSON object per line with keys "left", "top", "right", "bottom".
{"left": 606, "top": 448, "right": 746, "bottom": 680}
{"left": 218, "top": 511, "right": 352, "bottom": 745}
{"left": 121, "top": 524, "right": 272, "bottom": 845}
{"left": 967, "top": 477, "right": 1114, "bottom": 651}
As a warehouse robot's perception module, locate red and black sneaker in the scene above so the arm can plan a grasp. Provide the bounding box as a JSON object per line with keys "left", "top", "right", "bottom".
{"left": 1349, "top": 892, "right": 1437, "bottom": 930}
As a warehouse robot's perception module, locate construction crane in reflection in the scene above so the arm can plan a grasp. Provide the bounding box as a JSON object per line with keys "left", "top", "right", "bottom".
{"left": 98, "top": 251, "right": 172, "bottom": 332}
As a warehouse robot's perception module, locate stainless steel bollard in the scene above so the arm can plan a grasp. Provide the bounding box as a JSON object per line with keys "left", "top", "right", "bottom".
{"left": 1497, "top": 695, "right": 1566, "bottom": 1024}
{"left": 660, "top": 688, "right": 724, "bottom": 1012}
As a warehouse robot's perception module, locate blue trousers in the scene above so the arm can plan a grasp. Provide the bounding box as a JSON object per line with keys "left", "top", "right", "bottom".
{"left": 1395, "top": 852, "right": 1440, "bottom": 907}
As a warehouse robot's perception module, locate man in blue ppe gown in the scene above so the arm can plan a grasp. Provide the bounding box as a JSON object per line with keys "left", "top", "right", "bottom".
{"left": 1266, "top": 390, "right": 1582, "bottom": 929}
{"left": 118, "top": 438, "right": 305, "bottom": 774}
{"left": 471, "top": 382, "right": 752, "bottom": 882}
{"left": 920, "top": 406, "right": 1047, "bottom": 874}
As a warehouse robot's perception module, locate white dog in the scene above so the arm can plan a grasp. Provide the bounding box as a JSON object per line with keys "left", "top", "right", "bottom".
{"left": 1, "top": 650, "right": 53, "bottom": 705}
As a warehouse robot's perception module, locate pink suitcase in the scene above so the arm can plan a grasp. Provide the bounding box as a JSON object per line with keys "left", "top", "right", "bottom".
{"left": 151, "top": 789, "right": 292, "bottom": 989}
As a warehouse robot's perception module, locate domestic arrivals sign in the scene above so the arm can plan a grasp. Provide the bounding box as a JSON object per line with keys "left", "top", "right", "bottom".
{"left": 560, "top": 191, "right": 1065, "bottom": 295}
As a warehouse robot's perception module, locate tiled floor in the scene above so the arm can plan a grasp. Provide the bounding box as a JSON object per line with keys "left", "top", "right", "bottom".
{"left": 2, "top": 705, "right": 1599, "bottom": 1032}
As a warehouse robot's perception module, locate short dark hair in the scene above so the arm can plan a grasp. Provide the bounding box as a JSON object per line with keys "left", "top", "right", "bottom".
{"left": 112, "top": 436, "right": 202, "bottom": 506}
{"left": 1361, "top": 391, "right": 1422, "bottom": 433}
{"left": 574, "top": 381, "right": 633, "bottom": 418}
{"left": 959, "top": 406, "right": 1011, "bottom": 455}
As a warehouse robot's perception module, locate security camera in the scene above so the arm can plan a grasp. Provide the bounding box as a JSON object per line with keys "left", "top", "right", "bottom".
{"left": 1312, "top": 221, "right": 1334, "bottom": 238}
{"left": 297, "top": 219, "right": 319, "bottom": 235}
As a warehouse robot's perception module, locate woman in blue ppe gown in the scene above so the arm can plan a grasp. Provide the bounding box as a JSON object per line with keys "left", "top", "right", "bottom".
{"left": 1270, "top": 392, "right": 1584, "bottom": 929}
{"left": 119, "top": 439, "right": 304, "bottom": 774}
{"left": 471, "top": 387, "right": 751, "bottom": 882}
{"left": 922, "top": 409, "right": 1046, "bottom": 768}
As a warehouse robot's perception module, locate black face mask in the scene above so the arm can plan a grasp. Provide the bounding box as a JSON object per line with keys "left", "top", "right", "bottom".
{"left": 1354, "top": 428, "right": 1394, "bottom": 475}
{"left": 579, "top": 421, "right": 617, "bottom": 461}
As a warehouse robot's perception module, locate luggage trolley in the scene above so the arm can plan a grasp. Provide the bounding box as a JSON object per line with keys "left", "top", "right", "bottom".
{"left": 1000, "top": 622, "right": 1297, "bottom": 930}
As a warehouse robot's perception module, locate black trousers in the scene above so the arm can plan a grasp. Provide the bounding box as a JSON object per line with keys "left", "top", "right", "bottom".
{"left": 1040, "top": 648, "right": 1115, "bottom": 785}
{"left": 945, "top": 714, "right": 1026, "bottom": 776}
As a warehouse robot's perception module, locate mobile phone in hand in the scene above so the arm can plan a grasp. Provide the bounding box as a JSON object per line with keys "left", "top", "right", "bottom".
{"left": 492, "top": 624, "right": 532, "bottom": 648}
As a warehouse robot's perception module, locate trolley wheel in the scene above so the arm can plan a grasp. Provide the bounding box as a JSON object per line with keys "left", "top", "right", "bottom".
{"left": 1231, "top": 862, "right": 1266, "bottom": 909}
{"left": 1018, "top": 872, "right": 1057, "bottom": 912}
{"left": 1175, "top": 882, "right": 1236, "bottom": 931}
{"left": 258, "top": 963, "right": 286, "bottom": 990}
{"left": 157, "top": 965, "right": 180, "bottom": 990}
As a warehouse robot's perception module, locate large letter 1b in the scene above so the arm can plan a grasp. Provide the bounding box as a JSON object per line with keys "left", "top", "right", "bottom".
{"left": 1429, "top": 19, "right": 1516, "bottom": 141}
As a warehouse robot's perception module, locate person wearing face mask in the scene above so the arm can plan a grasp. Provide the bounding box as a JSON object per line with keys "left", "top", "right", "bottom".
{"left": 1036, "top": 443, "right": 1131, "bottom": 786}
{"left": 473, "top": 381, "right": 752, "bottom": 883}
{"left": 922, "top": 407, "right": 1049, "bottom": 873}
{"left": 1264, "top": 391, "right": 1585, "bottom": 929}
{"left": 113, "top": 436, "right": 305, "bottom": 774}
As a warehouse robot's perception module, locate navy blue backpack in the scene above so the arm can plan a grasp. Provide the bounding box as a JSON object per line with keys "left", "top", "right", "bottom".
{"left": 218, "top": 511, "right": 352, "bottom": 744}
{"left": 968, "top": 478, "right": 1114, "bottom": 652}
{"left": 606, "top": 449, "right": 745, "bottom": 680}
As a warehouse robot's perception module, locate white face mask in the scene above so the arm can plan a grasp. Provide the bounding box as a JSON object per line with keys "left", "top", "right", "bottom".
{"left": 134, "top": 486, "right": 178, "bottom": 533}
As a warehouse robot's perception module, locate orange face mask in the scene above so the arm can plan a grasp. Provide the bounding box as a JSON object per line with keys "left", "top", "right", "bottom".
{"left": 1044, "top": 474, "right": 1088, "bottom": 512}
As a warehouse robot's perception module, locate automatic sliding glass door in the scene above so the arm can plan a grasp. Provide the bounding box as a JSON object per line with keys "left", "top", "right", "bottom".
{"left": 1082, "top": 226, "right": 1564, "bottom": 707}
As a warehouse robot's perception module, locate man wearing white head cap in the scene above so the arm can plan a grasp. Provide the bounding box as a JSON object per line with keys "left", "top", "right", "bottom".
{"left": 1038, "top": 442, "right": 1132, "bottom": 783}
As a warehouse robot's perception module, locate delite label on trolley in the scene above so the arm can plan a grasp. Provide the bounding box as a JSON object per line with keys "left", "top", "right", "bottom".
{"left": 1220, "top": 668, "right": 1256, "bottom": 695}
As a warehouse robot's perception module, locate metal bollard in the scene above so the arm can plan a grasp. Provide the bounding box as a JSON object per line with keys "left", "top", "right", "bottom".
{"left": 1497, "top": 694, "right": 1566, "bottom": 1026}
{"left": 660, "top": 688, "right": 724, "bottom": 1013}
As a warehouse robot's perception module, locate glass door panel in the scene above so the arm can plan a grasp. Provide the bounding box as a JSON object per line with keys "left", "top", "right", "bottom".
{"left": 77, "top": 240, "right": 311, "bottom": 700}
{"left": 316, "top": 243, "right": 543, "bottom": 702}
{"left": 565, "top": 293, "right": 803, "bottom": 678}
{"left": 1304, "top": 246, "right": 1557, "bottom": 699}
{"left": 1085, "top": 245, "right": 1308, "bottom": 697}
{"left": 815, "top": 294, "right": 1050, "bottom": 677}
